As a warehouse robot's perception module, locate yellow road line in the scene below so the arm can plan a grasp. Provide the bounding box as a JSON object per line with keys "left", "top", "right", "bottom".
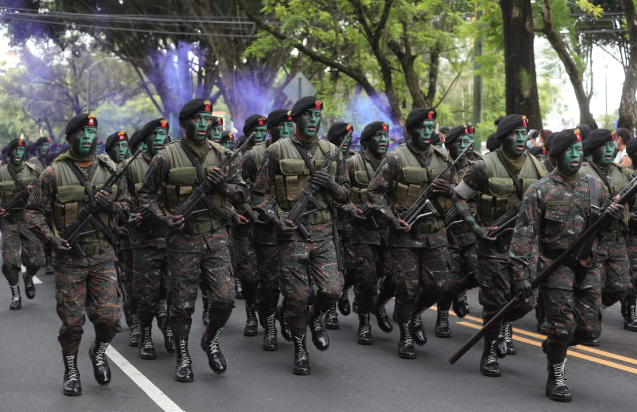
{"left": 456, "top": 321, "right": 637, "bottom": 375}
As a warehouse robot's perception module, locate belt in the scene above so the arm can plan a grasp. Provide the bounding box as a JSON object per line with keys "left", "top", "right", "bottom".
{"left": 299, "top": 211, "right": 332, "bottom": 225}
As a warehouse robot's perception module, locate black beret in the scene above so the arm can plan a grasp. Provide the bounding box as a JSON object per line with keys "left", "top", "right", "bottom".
{"left": 584, "top": 128, "right": 614, "bottom": 151}
{"left": 445, "top": 126, "right": 468, "bottom": 145}
{"left": 543, "top": 132, "right": 557, "bottom": 151}
{"left": 205, "top": 116, "right": 224, "bottom": 137}
{"left": 65, "top": 113, "right": 98, "bottom": 137}
{"left": 105, "top": 131, "right": 128, "bottom": 152}
{"left": 5, "top": 138, "right": 25, "bottom": 156}
{"left": 129, "top": 130, "right": 143, "bottom": 150}
{"left": 466, "top": 125, "right": 476, "bottom": 134}
{"left": 439, "top": 126, "right": 450, "bottom": 134}
{"left": 327, "top": 122, "right": 352, "bottom": 145}
{"left": 405, "top": 108, "right": 437, "bottom": 129}
{"left": 528, "top": 146, "right": 543, "bottom": 156}
{"left": 267, "top": 109, "right": 292, "bottom": 128}
{"left": 290, "top": 96, "right": 323, "bottom": 119}
{"left": 179, "top": 98, "right": 212, "bottom": 121}
{"left": 486, "top": 133, "right": 501, "bottom": 151}
{"left": 575, "top": 124, "right": 592, "bottom": 140}
{"left": 36, "top": 137, "right": 51, "bottom": 146}
{"left": 243, "top": 114, "right": 267, "bottom": 135}
{"left": 221, "top": 131, "right": 234, "bottom": 144}
{"left": 430, "top": 132, "right": 441, "bottom": 146}
{"left": 495, "top": 114, "right": 527, "bottom": 140}
{"left": 139, "top": 118, "right": 169, "bottom": 146}
{"left": 549, "top": 128, "right": 583, "bottom": 157}
{"left": 361, "top": 121, "right": 387, "bottom": 142}
{"left": 626, "top": 136, "right": 637, "bottom": 156}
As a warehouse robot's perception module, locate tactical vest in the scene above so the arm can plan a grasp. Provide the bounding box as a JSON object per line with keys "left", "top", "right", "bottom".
{"left": 0, "top": 163, "right": 39, "bottom": 221}
{"left": 476, "top": 151, "right": 545, "bottom": 223}
{"left": 27, "top": 156, "right": 46, "bottom": 171}
{"left": 130, "top": 155, "right": 168, "bottom": 238}
{"left": 273, "top": 137, "right": 337, "bottom": 224}
{"left": 350, "top": 152, "right": 377, "bottom": 205}
{"left": 162, "top": 139, "right": 226, "bottom": 233}
{"left": 392, "top": 144, "right": 448, "bottom": 234}
{"left": 244, "top": 142, "right": 267, "bottom": 188}
{"left": 51, "top": 154, "right": 117, "bottom": 254}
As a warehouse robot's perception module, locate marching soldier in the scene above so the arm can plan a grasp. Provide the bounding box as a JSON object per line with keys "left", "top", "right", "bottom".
{"left": 27, "top": 136, "right": 52, "bottom": 170}
{"left": 220, "top": 131, "right": 235, "bottom": 150}
{"left": 623, "top": 138, "right": 637, "bottom": 331}
{"left": 105, "top": 131, "right": 129, "bottom": 165}
{"left": 206, "top": 116, "right": 224, "bottom": 143}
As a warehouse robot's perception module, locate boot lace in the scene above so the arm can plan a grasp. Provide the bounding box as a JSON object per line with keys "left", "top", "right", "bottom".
{"left": 326, "top": 307, "right": 338, "bottom": 322}
{"left": 504, "top": 322, "right": 513, "bottom": 344}
{"left": 178, "top": 339, "right": 191, "bottom": 367}
{"left": 131, "top": 314, "right": 140, "bottom": 334}
{"left": 487, "top": 340, "right": 498, "bottom": 363}
{"left": 142, "top": 327, "right": 153, "bottom": 349}
{"left": 265, "top": 314, "right": 277, "bottom": 341}
{"left": 456, "top": 291, "right": 468, "bottom": 305}
{"left": 312, "top": 313, "right": 324, "bottom": 332}
{"left": 294, "top": 335, "right": 308, "bottom": 361}
{"left": 359, "top": 313, "right": 371, "bottom": 335}
{"left": 10, "top": 285, "right": 19, "bottom": 301}
{"left": 65, "top": 356, "right": 79, "bottom": 381}
{"left": 164, "top": 326, "right": 174, "bottom": 338}
{"left": 235, "top": 278, "right": 243, "bottom": 293}
{"left": 629, "top": 304, "right": 637, "bottom": 322}
{"left": 156, "top": 299, "right": 167, "bottom": 318}
{"left": 412, "top": 309, "right": 425, "bottom": 328}
{"left": 93, "top": 342, "right": 109, "bottom": 366}
{"left": 377, "top": 304, "right": 388, "bottom": 319}
{"left": 438, "top": 311, "right": 449, "bottom": 328}
{"left": 402, "top": 321, "right": 414, "bottom": 346}
{"left": 553, "top": 358, "right": 567, "bottom": 387}
{"left": 208, "top": 327, "right": 224, "bottom": 354}
{"left": 246, "top": 305, "right": 258, "bottom": 328}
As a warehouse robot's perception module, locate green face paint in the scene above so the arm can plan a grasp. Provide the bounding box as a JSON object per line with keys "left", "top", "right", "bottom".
{"left": 502, "top": 127, "right": 527, "bottom": 158}
{"left": 297, "top": 109, "right": 322, "bottom": 138}
{"left": 139, "top": 142, "right": 147, "bottom": 153}
{"left": 558, "top": 142, "right": 583, "bottom": 175}
{"left": 79, "top": 127, "right": 97, "bottom": 156}
{"left": 10, "top": 146, "right": 24, "bottom": 166}
{"left": 598, "top": 141, "right": 615, "bottom": 167}
{"left": 115, "top": 141, "right": 128, "bottom": 163}
{"left": 188, "top": 112, "right": 212, "bottom": 142}
{"left": 211, "top": 125, "right": 223, "bottom": 142}
{"left": 281, "top": 122, "right": 295, "bottom": 139}
{"left": 341, "top": 131, "right": 353, "bottom": 154}
{"left": 466, "top": 133, "right": 475, "bottom": 155}
{"left": 368, "top": 130, "right": 389, "bottom": 156}
{"left": 411, "top": 120, "right": 436, "bottom": 149}
{"left": 254, "top": 125, "right": 268, "bottom": 143}
{"left": 150, "top": 128, "right": 168, "bottom": 155}
{"left": 38, "top": 142, "right": 50, "bottom": 157}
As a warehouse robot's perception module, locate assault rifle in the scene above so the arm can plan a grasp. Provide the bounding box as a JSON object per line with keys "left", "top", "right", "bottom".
{"left": 284, "top": 136, "right": 349, "bottom": 240}
{"left": 356, "top": 202, "right": 379, "bottom": 229}
{"left": 173, "top": 132, "right": 255, "bottom": 235}
{"left": 448, "top": 171, "right": 637, "bottom": 365}
{"left": 60, "top": 148, "right": 143, "bottom": 258}
{"left": 1, "top": 186, "right": 31, "bottom": 214}
{"left": 485, "top": 202, "right": 523, "bottom": 252}
{"left": 399, "top": 144, "right": 473, "bottom": 232}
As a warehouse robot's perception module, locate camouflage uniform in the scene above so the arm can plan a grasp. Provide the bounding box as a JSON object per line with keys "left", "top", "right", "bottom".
{"left": 27, "top": 155, "right": 48, "bottom": 171}
{"left": 26, "top": 153, "right": 132, "bottom": 355}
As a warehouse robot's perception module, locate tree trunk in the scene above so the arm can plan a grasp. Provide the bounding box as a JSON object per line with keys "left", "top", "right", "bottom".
{"left": 500, "top": 0, "right": 543, "bottom": 130}
{"left": 619, "top": 0, "right": 637, "bottom": 131}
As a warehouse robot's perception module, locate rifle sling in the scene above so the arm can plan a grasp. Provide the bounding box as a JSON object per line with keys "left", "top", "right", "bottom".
{"left": 589, "top": 162, "right": 614, "bottom": 197}
{"left": 495, "top": 149, "right": 524, "bottom": 200}
{"left": 64, "top": 160, "right": 95, "bottom": 203}
{"left": 180, "top": 138, "right": 207, "bottom": 183}
{"left": 575, "top": 175, "right": 599, "bottom": 262}
{"left": 405, "top": 143, "right": 446, "bottom": 217}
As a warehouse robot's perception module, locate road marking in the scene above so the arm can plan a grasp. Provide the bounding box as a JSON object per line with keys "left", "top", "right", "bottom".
{"left": 32, "top": 276, "right": 42, "bottom": 285}
{"left": 106, "top": 346, "right": 185, "bottom": 412}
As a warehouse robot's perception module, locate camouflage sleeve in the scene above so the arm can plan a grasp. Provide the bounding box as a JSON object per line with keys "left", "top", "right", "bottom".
{"left": 251, "top": 144, "right": 279, "bottom": 222}
{"left": 113, "top": 169, "right": 133, "bottom": 218}
{"left": 461, "top": 160, "right": 488, "bottom": 192}
{"left": 25, "top": 165, "right": 56, "bottom": 244}
{"left": 235, "top": 149, "right": 256, "bottom": 214}
{"left": 222, "top": 156, "right": 249, "bottom": 209}
{"left": 344, "top": 156, "right": 357, "bottom": 210}
{"left": 367, "top": 150, "right": 400, "bottom": 222}
{"left": 509, "top": 184, "right": 542, "bottom": 281}
{"left": 331, "top": 151, "right": 350, "bottom": 205}
{"left": 138, "top": 148, "right": 170, "bottom": 217}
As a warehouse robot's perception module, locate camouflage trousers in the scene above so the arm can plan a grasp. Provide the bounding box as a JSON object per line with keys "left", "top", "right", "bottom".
{"left": 352, "top": 243, "right": 390, "bottom": 314}
{"left": 231, "top": 225, "right": 258, "bottom": 305}
{"left": 254, "top": 243, "right": 280, "bottom": 315}
{"left": 542, "top": 262, "right": 603, "bottom": 348}
{"left": 438, "top": 236, "right": 478, "bottom": 311}
{"left": 54, "top": 246, "right": 120, "bottom": 355}
{"left": 278, "top": 236, "right": 343, "bottom": 337}
{"left": 597, "top": 240, "right": 633, "bottom": 307}
{"left": 625, "top": 232, "right": 637, "bottom": 305}
{"left": 339, "top": 231, "right": 356, "bottom": 291}
{"left": 2, "top": 219, "right": 45, "bottom": 286}
{"left": 120, "top": 247, "right": 136, "bottom": 313}
{"left": 167, "top": 228, "right": 234, "bottom": 339}
{"left": 389, "top": 245, "right": 451, "bottom": 324}
{"left": 132, "top": 245, "right": 169, "bottom": 327}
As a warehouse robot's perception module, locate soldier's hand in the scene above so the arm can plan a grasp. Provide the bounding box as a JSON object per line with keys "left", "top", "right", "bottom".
{"left": 0, "top": 208, "right": 8, "bottom": 218}
{"left": 432, "top": 178, "right": 454, "bottom": 199}
{"left": 475, "top": 226, "right": 497, "bottom": 242}
{"left": 512, "top": 278, "right": 533, "bottom": 299}
{"left": 349, "top": 208, "right": 366, "bottom": 222}
{"left": 113, "top": 224, "right": 130, "bottom": 238}
{"left": 95, "top": 190, "right": 116, "bottom": 214}
{"left": 50, "top": 237, "right": 72, "bottom": 253}
{"left": 234, "top": 213, "right": 249, "bottom": 225}
{"left": 26, "top": 184, "right": 34, "bottom": 194}
{"left": 310, "top": 171, "right": 339, "bottom": 193}
{"left": 128, "top": 212, "right": 144, "bottom": 228}
{"left": 607, "top": 199, "right": 624, "bottom": 220}
{"left": 273, "top": 218, "right": 297, "bottom": 235}
{"left": 390, "top": 217, "right": 411, "bottom": 232}
{"left": 207, "top": 167, "right": 228, "bottom": 191}
{"left": 157, "top": 214, "right": 184, "bottom": 233}
{"left": 247, "top": 210, "right": 265, "bottom": 225}
{"left": 630, "top": 211, "right": 637, "bottom": 222}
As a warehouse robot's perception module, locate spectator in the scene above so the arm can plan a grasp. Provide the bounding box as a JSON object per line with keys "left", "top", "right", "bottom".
{"left": 615, "top": 127, "right": 632, "bottom": 167}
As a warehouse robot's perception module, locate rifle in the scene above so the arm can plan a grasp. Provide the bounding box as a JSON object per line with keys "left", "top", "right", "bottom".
{"left": 356, "top": 202, "right": 379, "bottom": 229}
{"left": 173, "top": 132, "right": 255, "bottom": 235}
{"left": 485, "top": 202, "right": 523, "bottom": 252}
{"left": 448, "top": 172, "right": 637, "bottom": 365}
{"left": 60, "top": 148, "right": 143, "bottom": 258}
{"left": 1, "top": 187, "right": 31, "bottom": 213}
{"left": 284, "top": 136, "right": 349, "bottom": 240}
{"left": 400, "top": 144, "right": 474, "bottom": 230}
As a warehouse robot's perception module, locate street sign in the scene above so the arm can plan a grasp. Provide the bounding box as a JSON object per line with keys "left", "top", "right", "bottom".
{"left": 282, "top": 72, "right": 317, "bottom": 102}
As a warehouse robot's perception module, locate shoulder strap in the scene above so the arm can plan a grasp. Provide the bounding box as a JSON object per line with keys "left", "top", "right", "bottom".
{"left": 180, "top": 138, "right": 206, "bottom": 183}
{"left": 6, "top": 166, "right": 25, "bottom": 190}
{"left": 587, "top": 174, "right": 598, "bottom": 208}
{"left": 495, "top": 149, "right": 523, "bottom": 199}
{"left": 590, "top": 162, "right": 614, "bottom": 197}
{"left": 291, "top": 140, "right": 316, "bottom": 175}
{"left": 529, "top": 153, "right": 546, "bottom": 177}
{"left": 359, "top": 151, "right": 373, "bottom": 183}
{"left": 64, "top": 160, "right": 95, "bottom": 202}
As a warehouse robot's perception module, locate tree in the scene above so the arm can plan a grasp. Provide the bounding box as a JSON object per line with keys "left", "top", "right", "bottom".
{"left": 618, "top": 0, "right": 637, "bottom": 130}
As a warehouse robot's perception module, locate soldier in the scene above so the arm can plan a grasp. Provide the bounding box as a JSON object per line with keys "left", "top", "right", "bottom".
{"left": 206, "top": 116, "right": 224, "bottom": 143}
{"left": 27, "top": 136, "right": 52, "bottom": 170}
{"left": 581, "top": 129, "right": 633, "bottom": 341}
{"left": 448, "top": 114, "right": 545, "bottom": 376}
{"left": 367, "top": 108, "right": 453, "bottom": 359}
{"left": 347, "top": 121, "right": 392, "bottom": 344}
{"left": 138, "top": 98, "right": 248, "bottom": 382}
{"left": 251, "top": 96, "right": 349, "bottom": 375}
{"left": 623, "top": 138, "right": 637, "bottom": 331}
{"left": 105, "top": 131, "right": 129, "bottom": 164}
{"left": 485, "top": 133, "right": 501, "bottom": 153}
{"left": 220, "top": 131, "right": 235, "bottom": 150}
{"left": 509, "top": 128, "right": 623, "bottom": 402}
{"left": 0, "top": 138, "right": 44, "bottom": 309}
{"left": 244, "top": 108, "right": 294, "bottom": 350}
{"left": 324, "top": 122, "right": 355, "bottom": 328}
{"left": 26, "top": 113, "right": 132, "bottom": 396}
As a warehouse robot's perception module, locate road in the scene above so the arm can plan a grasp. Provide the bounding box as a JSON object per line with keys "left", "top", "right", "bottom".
{"left": 0, "top": 267, "right": 636, "bottom": 412}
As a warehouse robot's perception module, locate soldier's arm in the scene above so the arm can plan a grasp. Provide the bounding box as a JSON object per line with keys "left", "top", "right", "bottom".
{"left": 138, "top": 149, "right": 170, "bottom": 217}
{"left": 509, "top": 185, "right": 542, "bottom": 281}
{"left": 343, "top": 156, "right": 357, "bottom": 210}
{"left": 234, "top": 150, "right": 255, "bottom": 215}
{"left": 367, "top": 151, "right": 400, "bottom": 222}
{"left": 113, "top": 169, "right": 133, "bottom": 219}
{"left": 222, "top": 156, "right": 249, "bottom": 208}
{"left": 452, "top": 160, "right": 487, "bottom": 232}
{"left": 25, "top": 166, "right": 56, "bottom": 245}
{"left": 331, "top": 152, "right": 350, "bottom": 205}
{"left": 251, "top": 144, "right": 278, "bottom": 222}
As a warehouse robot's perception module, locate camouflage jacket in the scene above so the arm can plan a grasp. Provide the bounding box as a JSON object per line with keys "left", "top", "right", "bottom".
{"left": 346, "top": 150, "right": 384, "bottom": 245}
{"left": 241, "top": 142, "right": 276, "bottom": 245}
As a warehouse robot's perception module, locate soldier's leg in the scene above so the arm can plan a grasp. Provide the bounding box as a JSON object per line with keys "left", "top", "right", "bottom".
{"left": 390, "top": 247, "right": 420, "bottom": 359}
{"left": 336, "top": 235, "right": 355, "bottom": 316}
{"left": 255, "top": 243, "right": 282, "bottom": 349}
{"left": 232, "top": 229, "right": 259, "bottom": 336}
{"left": 413, "top": 244, "right": 450, "bottom": 344}
{"left": 623, "top": 233, "right": 637, "bottom": 331}
{"left": 375, "top": 248, "right": 395, "bottom": 331}
{"left": 122, "top": 248, "right": 135, "bottom": 328}
{"left": 2, "top": 221, "right": 23, "bottom": 309}
{"left": 453, "top": 241, "right": 478, "bottom": 318}
{"left": 19, "top": 221, "right": 45, "bottom": 300}
{"left": 352, "top": 243, "right": 379, "bottom": 344}
{"left": 600, "top": 243, "right": 632, "bottom": 308}
{"left": 134, "top": 246, "right": 164, "bottom": 360}
{"left": 436, "top": 244, "right": 465, "bottom": 338}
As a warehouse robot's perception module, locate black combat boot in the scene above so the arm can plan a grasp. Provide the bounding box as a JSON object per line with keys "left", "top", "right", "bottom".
{"left": 324, "top": 302, "right": 339, "bottom": 330}
{"left": 276, "top": 305, "right": 292, "bottom": 342}
{"left": 537, "top": 318, "right": 550, "bottom": 334}
{"left": 374, "top": 298, "right": 393, "bottom": 333}
{"left": 479, "top": 338, "right": 501, "bottom": 377}
{"left": 292, "top": 334, "right": 310, "bottom": 376}
{"left": 129, "top": 314, "right": 140, "bottom": 347}
{"left": 88, "top": 341, "right": 111, "bottom": 386}
{"left": 262, "top": 312, "right": 278, "bottom": 351}
{"left": 123, "top": 305, "right": 132, "bottom": 329}
{"left": 434, "top": 308, "right": 451, "bottom": 338}
{"left": 309, "top": 308, "right": 330, "bottom": 351}
{"left": 412, "top": 309, "right": 427, "bottom": 346}
{"left": 23, "top": 272, "right": 36, "bottom": 299}
{"left": 357, "top": 313, "right": 373, "bottom": 345}
{"left": 452, "top": 290, "right": 470, "bottom": 318}
{"left": 62, "top": 354, "right": 82, "bottom": 396}
{"left": 175, "top": 338, "right": 193, "bottom": 382}
{"left": 138, "top": 326, "right": 157, "bottom": 360}
{"left": 156, "top": 299, "right": 168, "bottom": 330}
{"left": 503, "top": 322, "right": 516, "bottom": 355}
{"left": 235, "top": 278, "right": 244, "bottom": 300}
{"left": 244, "top": 304, "right": 258, "bottom": 336}
{"left": 45, "top": 256, "right": 54, "bottom": 275}
{"left": 201, "top": 326, "right": 227, "bottom": 374}
{"left": 397, "top": 321, "right": 416, "bottom": 359}
{"left": 496, "top": 323, "right": 507, "bottom": 358}
{"left": 352, "top": 298, "right": 359, "bottom": 314}
{"left": 9, "top": 284, "right": 21, "bottom": 310}
{"left": 337, "top": 287, "right": 351, "bottom": 316}
{"left": 546, "top": 358, "right": 572, "bottom": 402}
{"left": 163, "top": 325, "right": 175, "bottom": 354}
{"left": 624, "top": 301, "right": 637, "bottom": 332}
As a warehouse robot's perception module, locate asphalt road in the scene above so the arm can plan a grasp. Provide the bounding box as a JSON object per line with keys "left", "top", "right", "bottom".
{"left": 1, "top": 267, "right": 636, "bottom": 412}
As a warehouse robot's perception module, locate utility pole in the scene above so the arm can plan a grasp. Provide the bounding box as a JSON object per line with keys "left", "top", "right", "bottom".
{"left": 473, "top": 8, "right": 483, "bottom": 128}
